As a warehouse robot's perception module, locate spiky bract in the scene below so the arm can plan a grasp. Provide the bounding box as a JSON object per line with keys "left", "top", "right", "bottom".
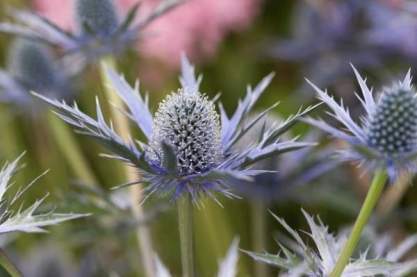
{"left": 244, "top": 211, "right": 397, "bottom": 277}
{"left": 35, "top": 56, "right": 315, "bottom": 201}
{"left": 0, "top": 155, "right": 87, "bottom": 234}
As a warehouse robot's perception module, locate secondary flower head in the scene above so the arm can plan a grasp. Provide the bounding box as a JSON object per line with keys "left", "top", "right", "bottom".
{"left": 366, "top": 83, "right": 417, "bottom": 157}
{"left": 0, "top": 0, "right": 181, "bottom": 63}
{"left": 306, "top": 66, "right": 417, "bottom": 180}
{"left": 271, "top": 0, "right": 417, "bottom": 99}
{"left": 0, "top": 38, "right": 72, "bottom": 113}
{"left": 32, "top": 0, "right": 261, "bottom": 68}
{"left": 35, "top": 56, "right": 316, "bottom": 201}
{"left": 75, "top": 0, "right": 119, "bottom": 37}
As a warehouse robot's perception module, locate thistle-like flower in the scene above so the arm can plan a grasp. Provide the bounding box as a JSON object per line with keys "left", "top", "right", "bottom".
{"left": 305, "top": 67, "right": 417, "bottom": 180}
{"left": 0, "top": 154, "right": 87, "bottom": 234}
{"left": 0, "top": 0, "right": 182, "bottom": 62}
{"left": 0, "top": 38, "right": 72, "bottom": 113}
{"left": 244, "top": 211, "right": 398, "bottom": 277}
{"left": 34, "top": 56, "right": 316, "bottom": 201}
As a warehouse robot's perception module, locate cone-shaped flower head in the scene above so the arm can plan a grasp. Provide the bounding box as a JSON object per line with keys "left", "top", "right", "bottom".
{"left": 7, "top": 38, "right": 57, "bottom": 92}
{"left": 0, "top": 0, "right": 181, "bottom": 64}
{"left": 75, "top": 0, "right": 119, "bottom": 36}
{"left": 306, "top": 66, "right": 417, "bottom": 180}
{"left": 35, "top": 56, "right": 316, "bottom": 201}
{"left": 150, "top": 90, "right": 221, "bottom": 175}
{"left": 366, "top": 86, "right": 417, "bottom": 157}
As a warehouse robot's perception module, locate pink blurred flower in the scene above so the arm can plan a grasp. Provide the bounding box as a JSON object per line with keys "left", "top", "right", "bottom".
{"left": 32, "top": 0, "right": 261, "bottom": 67}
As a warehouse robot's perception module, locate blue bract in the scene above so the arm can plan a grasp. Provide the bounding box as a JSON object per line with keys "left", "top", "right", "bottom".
{"left": 306, "top": 66, "right": 417, "bottom": 180}
{"left": 0, "top": 0, "right": 181, "bottom": 63}
{"left": 234, "top": 115, "right": 337, "bottom": 202}
{"left": 35, "top": 56, "right": 316, "bottom": 202}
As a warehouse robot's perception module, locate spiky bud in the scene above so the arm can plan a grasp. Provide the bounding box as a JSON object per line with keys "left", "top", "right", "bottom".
{"left": 366, "top": 87, "right": 417, "bottom": 156}
{"left": 7, "top": 39, "right": 56, "bottom": 92}
{"left": 75, "top": 0, "right": 119, "bottom": 36}
{"left": 150, "top": 90, "right": 222, "bottom": 175}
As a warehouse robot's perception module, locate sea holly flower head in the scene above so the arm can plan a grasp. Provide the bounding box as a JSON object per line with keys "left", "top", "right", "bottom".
{"left": 35, "top": 56, "right": 316, "bottom": 202}
{"left": 0, "top": 154, "right": 87, "bottom": 234}
{"left": 244, "top": 211, "right": 397, "bottom": 277}
{"left": 0, "top": 38, "right": 72, "bottom": 114}
{"left": 149, "top": 89, "right": 222, "bottom": 176}
{"left": 305, "top": 66, "right": 417, "bottom": 180}
{"left": 0, "top": 0, "right": 181, "bottom": 63}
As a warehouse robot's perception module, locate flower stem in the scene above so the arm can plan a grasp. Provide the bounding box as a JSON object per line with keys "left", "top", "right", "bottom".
{"left": 178, "top": 195, "right": 195, "bottom": 277}
{"left": 0, "top": 248, "right": 22, "bottom": 277}
{"left": 251, "top": 200, "right": 268, "bottom": 277}
{"left": 330, "top": 169, "right": 387, "bottom": 277}
{"left": 47, "top": 113, "right": 98, "bottom": 185}
{"left": 99, "top": 56, "right": 156, "bottom": 276}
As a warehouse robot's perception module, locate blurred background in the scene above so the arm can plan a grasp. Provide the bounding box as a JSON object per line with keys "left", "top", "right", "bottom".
{"left": 0, "top": 0, "right": 416, "bottom": 276}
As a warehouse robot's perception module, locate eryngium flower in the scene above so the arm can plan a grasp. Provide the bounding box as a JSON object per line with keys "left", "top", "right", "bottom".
{"left": 0, "top": 0, "right": 181, "bottom": 62}
{"left": 35, "top": 56, "right": 316, "bottom": 200}
{"left": 305, "top": 66, "right": 417, "bottom": 180}
{"left": 0, "top": 154, "right": 86, "bottom": 234}
{"left": 150, "top": 90, "right": 222, "bottom": 176}
{"left": 244, "top": 211, "right": 397, "bottom": 277}
{"left": 0, "top": 38, "right": 72, "bottom": 113}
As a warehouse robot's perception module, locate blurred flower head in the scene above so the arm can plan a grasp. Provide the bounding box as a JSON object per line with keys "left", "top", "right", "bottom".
{"left": 0, "top": 38, "right": 72, "bottom": 114}
{"left": 31, "top": 0, "right": 261, "bottom": 68}
{"left": 272, "top": 0, "right": 417, "bottom": 95}
{"left": 244, "top": 210, "right": 398, "bottom": 276}
{"left": 35, "top": 56, "right": 316, "bottom": 202}
{"left": 75, "top": 0, "right": 119, "bottom": 37}
{"left": 0, "top": 0, "right": 181, "bottom": 63}
{"left": 306, "top": 67, "right": 417, "bottom": 180}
